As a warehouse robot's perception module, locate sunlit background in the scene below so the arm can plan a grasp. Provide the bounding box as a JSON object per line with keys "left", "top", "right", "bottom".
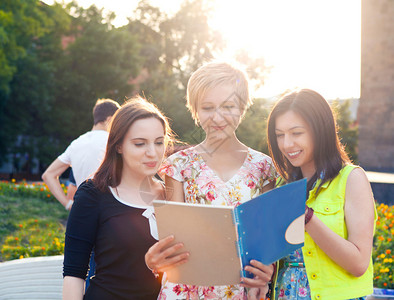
{"left": 42, "top": 0, "right": 361, "bottom": 100}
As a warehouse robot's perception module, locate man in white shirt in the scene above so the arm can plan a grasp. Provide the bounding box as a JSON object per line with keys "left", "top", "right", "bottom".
{"left": 42, "top": 99, "right": 120, "bottom": 210}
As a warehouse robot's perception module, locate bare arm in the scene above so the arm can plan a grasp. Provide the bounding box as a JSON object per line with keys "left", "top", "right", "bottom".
{"left": 42, "top": 159, "right": 70, "bottom": 209}
{"left": 66, "top": 184, "right": 77, "bottom": 201}
{"left": 62, "top": 276, "right": 84, "bottom": 300}
{"left": 305, "top": 168, "right": 375, "bottom": 276}
{"left": 164, "top": 175, "right": 185, "bottom": 202}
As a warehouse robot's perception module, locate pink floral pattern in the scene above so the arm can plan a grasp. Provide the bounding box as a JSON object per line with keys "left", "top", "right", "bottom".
{"left": 158, "top": 146, "right": 277, "bottom": 299}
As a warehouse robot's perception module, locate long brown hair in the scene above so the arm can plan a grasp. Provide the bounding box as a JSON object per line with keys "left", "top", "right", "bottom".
{"left": 267, "top": 89, "right": 350, "bottom": 192}
{"left": 93, "top": 96, "right": 174, "bottom": 192}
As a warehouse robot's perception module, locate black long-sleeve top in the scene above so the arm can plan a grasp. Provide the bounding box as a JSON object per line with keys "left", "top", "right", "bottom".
{"left": 63, "top": 180, "right": 161, "bottom": 300}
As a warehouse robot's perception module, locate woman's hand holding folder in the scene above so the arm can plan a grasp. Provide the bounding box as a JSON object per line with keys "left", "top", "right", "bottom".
{"left": 242, "top": 260, "right": 273, "bottom": 299}
{"left": 145, "top": 235, "right": 190, "bottom": 274}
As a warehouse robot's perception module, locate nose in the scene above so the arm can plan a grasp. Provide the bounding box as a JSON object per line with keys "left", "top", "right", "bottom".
{"left": 283, "top": 134, "right": 294, "bottom": 149}
{"left": 145, "top": 143, "right": 155, "bottom": 157}
{"left": 212, "top": 108, "right": 224, "bottom": 123}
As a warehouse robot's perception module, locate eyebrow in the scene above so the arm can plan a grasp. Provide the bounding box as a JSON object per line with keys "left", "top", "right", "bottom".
{"left": 131, "top": 136, "right": 164, "bottom": 141}
{"left": 275, "top": 126, "right": 305, "bottom": 131}
{"left": 200, "top": 99, "right": 236, "bottom": 105}
{"left": 221, "top": 100, "right": 236, "bottom": 105}
{"left": 200, "top": 101, "right": 214, "bottom": 105}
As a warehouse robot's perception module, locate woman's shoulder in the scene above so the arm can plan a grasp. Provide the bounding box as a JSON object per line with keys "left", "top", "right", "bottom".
{"left": 163, "top": 146, "right": 199, "bottom": 168}
{"left": 78, "top": 179, "right": 98, "bottom": 191}
{"left": 167, "top": 146, "right": 196, "bottom": 159}
{"left": 325, "top": 164, "right": 368, "bottom": 193}
{"left": 338, "top": 164, "right": 364, "bottom": 180}
{"left": 343, "top": 164, "right": 368, "bottom": 184}
{"left": 247, "top": 148, "right": 274, "bottom": 164}
{"left": 245, "top": 148, "right": 278, "bottom": 181}
{"left": 159, "top": 146, "right": 198, "bottom": 180}
{"left": 75, "top": 179, "right": 104, "bottom": 202}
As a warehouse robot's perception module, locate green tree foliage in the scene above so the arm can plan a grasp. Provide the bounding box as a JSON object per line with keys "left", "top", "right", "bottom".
{"left": 0, "top": 0, "right": 280, "bottom": 173}
{"left": 237, "top": 98, "right": 271, "bottom": 154}
{"left": 331, "top": 100, "right": 358, "bottom": 163}
{"left": 0, "top": 0, "right": 54, "bottom": 95}
{"left": 0, "top": 1, "right": 66, "bottom": 167}
{"left": 159, "top": 0, "right": 225, "bottom": 86}
{"left": 52, "top": 2, "right": 142, "bottom": 142}
{"left": 0, "top": 1, "right": 143, "bottom": 170}
{"left": 235, "top": 49, "right": 271, "bottom": 91}
{"left": 127, "top": 0, "right": 225, "bottom": 143}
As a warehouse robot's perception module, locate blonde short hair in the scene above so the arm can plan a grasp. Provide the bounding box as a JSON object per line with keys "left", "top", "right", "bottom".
{"left": 186, "top": 61, "right": 252, "bottom": 125}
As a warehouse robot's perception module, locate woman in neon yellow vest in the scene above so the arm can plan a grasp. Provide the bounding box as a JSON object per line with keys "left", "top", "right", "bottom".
{"left": 266, "top": 89, "right": 375, "bottom": 300}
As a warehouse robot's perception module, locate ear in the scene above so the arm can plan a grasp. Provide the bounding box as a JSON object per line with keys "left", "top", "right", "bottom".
{"left": 116, "top": 144, "right": 122, "bottom": 154}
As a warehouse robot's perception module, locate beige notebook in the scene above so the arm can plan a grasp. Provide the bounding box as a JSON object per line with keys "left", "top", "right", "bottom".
{"left": 153, "top": 179, "right": 306, "bottom": 286}
{"left": 153, "top": 201, "right": 242, "bottom": 286}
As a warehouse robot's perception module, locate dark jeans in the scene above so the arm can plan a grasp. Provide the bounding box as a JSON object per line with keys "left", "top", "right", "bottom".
{"left": 85, "top": 250, "right": 96, "bottom": 291}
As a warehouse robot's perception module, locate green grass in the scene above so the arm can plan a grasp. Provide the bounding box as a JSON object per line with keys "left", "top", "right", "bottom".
{"left": 0, "top": 186, "right": 68, "bottom": 261}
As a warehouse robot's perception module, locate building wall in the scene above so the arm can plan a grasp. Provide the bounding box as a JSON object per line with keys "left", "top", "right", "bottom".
{"left": 359, "top": 0, "right": 394, "bottom": 203}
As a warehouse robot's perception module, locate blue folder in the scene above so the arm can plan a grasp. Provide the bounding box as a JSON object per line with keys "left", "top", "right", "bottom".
{"left": 234, "top": 179, "right": 307, "bottom": 278}
{"left": 153, "top": 178, "right": 307, "bottom": 285}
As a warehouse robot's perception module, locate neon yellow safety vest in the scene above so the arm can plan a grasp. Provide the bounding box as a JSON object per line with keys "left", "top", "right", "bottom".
{"left": 273, "top": 165, "right": 376, "bottom": 300}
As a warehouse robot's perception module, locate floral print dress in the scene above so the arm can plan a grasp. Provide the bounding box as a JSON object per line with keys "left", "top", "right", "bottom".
{"left": 158, "top": 146, "right": 277, "bottom": 300}
{"left": 275, "top": 249, "right": 310, "bottom": 299}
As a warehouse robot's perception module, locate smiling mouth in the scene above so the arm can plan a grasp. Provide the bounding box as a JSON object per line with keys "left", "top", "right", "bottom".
{"left": 287, "top": 150, "right": 301, "bottom": 158}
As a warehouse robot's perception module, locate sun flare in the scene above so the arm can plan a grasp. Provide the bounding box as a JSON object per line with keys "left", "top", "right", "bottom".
{"left": 41, "top": 0, "right": 361, "bottom": 100}
{"left": 209, "top": 0, "right": 361, "bottom": 99}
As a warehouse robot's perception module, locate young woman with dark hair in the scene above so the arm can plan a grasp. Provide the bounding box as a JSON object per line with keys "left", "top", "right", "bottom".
{"left": 62, "top": 96, "right": 174, "bottom": 300}
{"left": 267, "top": 89, "right": 376, "bottom": 300}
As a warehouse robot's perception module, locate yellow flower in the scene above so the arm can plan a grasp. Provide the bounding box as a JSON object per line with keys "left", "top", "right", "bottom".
{"left": 380, "top": 254, "right": 386, "bottom": 259}
{"left": 224, "top": 287, "right": 234, "bottom": 298}
{"left": 19, "top": 255, "right": 24, "bottom": 259}
{"left": 11, "top": 179, "right": 16, "bottom": 183}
